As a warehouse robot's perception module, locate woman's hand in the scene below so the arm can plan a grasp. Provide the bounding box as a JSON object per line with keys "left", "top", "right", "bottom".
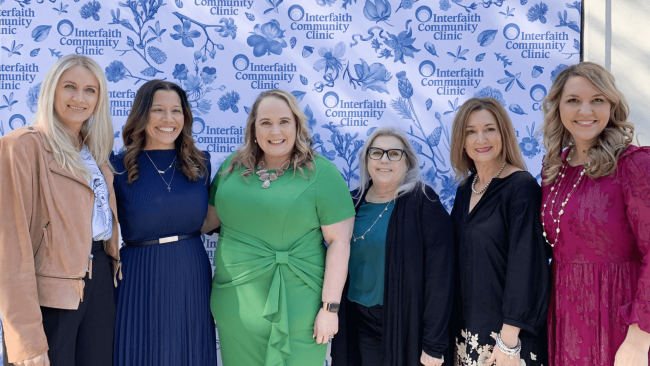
{"left": 14, "top": 353, "right": 50, "bottom": 366}
{"left": 313, "top": 308, "right": 338, "bottom": 344}
{"left": 484, "top": 324, "right": 521, "bottom": 366}
{"left": 420, "top": 350, "right": 444, "bottom": 366}
{"left": 614, "top": 324, "right": 650, "bottom": 366}
{"left": 484, "top": 347, "right": 520, "bottom": 366}
{"left": 200, "top": 204, "right": 221, "bottom": 234}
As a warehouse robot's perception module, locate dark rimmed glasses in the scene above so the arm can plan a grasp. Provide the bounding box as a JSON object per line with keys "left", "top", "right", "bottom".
{"left": 367, "top": 147, "right": 407, "bottom": 161}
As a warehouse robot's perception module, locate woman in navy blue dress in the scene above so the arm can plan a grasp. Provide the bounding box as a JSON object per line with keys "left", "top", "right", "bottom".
{"left": 110, "top": 80, "right": 217, "bottom": 366}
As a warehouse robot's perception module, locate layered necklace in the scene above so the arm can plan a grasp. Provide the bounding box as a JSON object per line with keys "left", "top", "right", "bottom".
{"left": 352, "top": 197, "right": 394, "bottom": 242}
{"left": 471, "top": 161, "right": 506, "bottom": 195}
{"left": 144, "top": 150, "right": 176, "bottom": 192}
{"left": 541, "top": 151, "right": 588, "bottom": 247}
{"left": 256, "top": 156, "right": 290, "bottom": 189}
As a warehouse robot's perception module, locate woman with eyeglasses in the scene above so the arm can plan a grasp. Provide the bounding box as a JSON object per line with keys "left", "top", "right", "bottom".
{"left": 331, "top": 126, "right": 454, "bottom": 366}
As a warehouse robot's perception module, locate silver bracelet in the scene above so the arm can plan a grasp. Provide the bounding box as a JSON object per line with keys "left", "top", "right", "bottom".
{"left": 495, "top": 333, "right": 521, "bottom": 359}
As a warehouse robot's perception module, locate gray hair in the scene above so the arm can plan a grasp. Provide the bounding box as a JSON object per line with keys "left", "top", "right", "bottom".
{"left": 355, "top": 126, "right": 427, "bottom": 205}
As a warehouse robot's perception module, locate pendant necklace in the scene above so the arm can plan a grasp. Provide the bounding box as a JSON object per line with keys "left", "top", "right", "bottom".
{"left": 256, "top": 156, "right": 290, "bottom": 189}
{"left": 541, "top": 151, "right": 588, "bottom": 247}
{"left": 144, "top": 150, "right": 176, "bottom": 192}
{"left": 471, "top": 161, "right": 506, "bottom": 195}
{"left": 352, "top": 199, "right": 394, "bottom": 242}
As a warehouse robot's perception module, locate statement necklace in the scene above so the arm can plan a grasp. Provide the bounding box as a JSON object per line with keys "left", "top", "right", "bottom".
{"left": 352, "top": 199, "right": 394, "bottom": 242}
{"left": 541, "top": 155, "right": 588, "bottom": 247}
{"left": 256, "top": 156, "right": 290, "bottom": 189}
{"left": 144, "top": 150, "right": 176, "bottom": 192}
{"left": 471, "top": 161, "right": 506, "bottom": 195}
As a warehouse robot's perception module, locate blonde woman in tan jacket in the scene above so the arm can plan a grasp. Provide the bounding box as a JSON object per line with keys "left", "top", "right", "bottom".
{"left": 0, "top": 55, "right": 121, "bottom": 366}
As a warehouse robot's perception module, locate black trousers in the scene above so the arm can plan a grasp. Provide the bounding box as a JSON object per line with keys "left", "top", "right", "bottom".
{"left": 354, "top": 302, "right": 384, "bottom": 366}
{"left": 3, "top": 241, "right": 115, "bottom": 366}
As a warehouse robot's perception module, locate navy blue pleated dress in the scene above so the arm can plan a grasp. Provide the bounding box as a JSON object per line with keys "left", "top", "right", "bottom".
{"left": 110, "top": 150, "right": 217, "bottom": 366}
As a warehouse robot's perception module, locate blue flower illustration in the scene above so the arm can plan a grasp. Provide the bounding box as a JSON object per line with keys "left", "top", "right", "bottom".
{"left": 173, "top": 64, "right": 188, "bottom": 81}
{"left": 80, "top": 0, "right": 101, "bottom": 21}
{"left": 350, "top": 59, "right": 392, "bottom": 94}
{"left": 218, "top": 91, "right": 240, "bottom": 113}
{"left": 550, "top": 64, "right": 569, "bottom": 82}
{"left": 519, "top": 122, "right": 541, "bottom": 158}
{"left": 183, "top": 75, "right": 202, "bottom": 94}
{"left": 218, "top": 17, "right": 237, "bottom": 39}
{"left": 0, "top": 93, "right": 18, "bottom": 112}
{"left": 304, "top": 105, "right": 317, "bottom": 131}
{"left": 519, "top": 136, "right": 540, "bottom": 158}
{"left": 321, "top": 122, "right": 364, "bottom": 187}
{"left": 526, "top": 2, "right": 548, "bottom": 23}
{"left": 197, "top": 99, "right": 212, "bottom": 114}
{"left": 313, "top": 42, "right": 346, "bottom": 81}
{"left": 171, "top": 20, "right": 201, "bottom": 47}
{"left": 396, "top": 0, "right": 417, "bottom": 11}
{"left": 379, "top": 49, "right": 393, "bottom": 59}
{"left": 26, "top": 83, "right": 41, "bottom": 113}
{"left": 147, "top": 46, "right": 167, "bottom": 64}
{"left": 384, "top": 27, "right": 420, "bottom": 64}
{"left": 371, "top": 39, "right": 381, "bottom": 52}
{"left": 473, "top": 86, "right": 506, "bottom": 106}
{"left": 105, "top": 61, "right": 127, "bottom": 83}
{"left": 200, "top": 67, "right": 217, "bottom": 84}
{"left": 396, "top": 71, "right": 413, "bottom": 98}
{"left": 439, "top": 0, "right": 451, "bottom": 11}
{"left": 447, "top": 45, "right": 469, "bottom": 62}
{"left": 439, "top": 175, "right": 457, "bottom": 210}
{"left": 364, "top": 0, "right": 392, "bottom": 24}
{"left": 317, "top": 0, "right": 336, "bottom": 6}
{"left": 247, "top": 19, "right": 287, "bottom": 57}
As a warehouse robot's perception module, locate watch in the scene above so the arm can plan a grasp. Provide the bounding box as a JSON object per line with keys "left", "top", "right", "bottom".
{"left": 322, "top": 302, "right": 340, "bottom": 314}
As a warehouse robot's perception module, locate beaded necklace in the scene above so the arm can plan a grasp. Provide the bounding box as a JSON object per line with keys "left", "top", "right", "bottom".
{"left": 541, "top": 153, "right": 588, "bottom": 247}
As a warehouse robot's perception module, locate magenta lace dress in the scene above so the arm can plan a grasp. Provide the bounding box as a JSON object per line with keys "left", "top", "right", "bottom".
{"left": 542, "top": 145, "right": 650, "bottom": 365}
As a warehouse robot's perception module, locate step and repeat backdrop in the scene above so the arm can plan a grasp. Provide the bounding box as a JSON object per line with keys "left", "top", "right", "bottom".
{"left": 0, "top": 0, "right": 580, "bottom": 362}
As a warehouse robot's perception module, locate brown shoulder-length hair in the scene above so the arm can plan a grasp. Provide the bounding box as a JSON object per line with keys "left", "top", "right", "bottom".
{"left": 121, "top": 79, "right": 207, "bottom": 183}
{"left": 223, "top": 89, "right": 317, "bottom": 178}
{"left": 450, "top": 97, "right": 526, "bottom": 183}
{"left": 541, "top": 62, "right": 633, "bottom": 185}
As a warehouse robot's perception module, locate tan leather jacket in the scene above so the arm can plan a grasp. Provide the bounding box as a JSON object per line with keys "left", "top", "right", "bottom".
{"left": 0, "top": 126, "right": 121, "bottom": 363}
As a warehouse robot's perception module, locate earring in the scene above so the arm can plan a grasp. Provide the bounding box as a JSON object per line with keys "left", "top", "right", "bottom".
{"left": 255, "top": 139, "right": 257, "bottom": 143}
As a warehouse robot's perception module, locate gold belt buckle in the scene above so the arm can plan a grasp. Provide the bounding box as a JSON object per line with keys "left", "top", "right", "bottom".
{"left": 158, "top": 236, "right": 179, "bottom": 244}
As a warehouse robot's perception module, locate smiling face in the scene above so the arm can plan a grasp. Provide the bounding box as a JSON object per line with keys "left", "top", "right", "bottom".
{"left": 254, "top": 96, "right": 297, "bottom": 165}
{"left": 53, "top": 65, "right": 99, "bottom": 134}
{"left": 559, "top": 75, "right": 611, "bottom": 150}
{"left": 144, "top": 90, "right": 184, "bottom": 150}
{"left": 464, "top": 109, "right": 503, "bottom": 165}
{"left": 367, "top": 135, "right": 408, "bottom": 190}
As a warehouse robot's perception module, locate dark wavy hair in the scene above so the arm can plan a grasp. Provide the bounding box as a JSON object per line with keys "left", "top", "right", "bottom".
{"left": 121, "top": 79, "right": 207, "bottom": 183}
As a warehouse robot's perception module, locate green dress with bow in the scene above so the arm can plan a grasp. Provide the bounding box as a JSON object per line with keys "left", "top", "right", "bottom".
{"left": 209, "top": 155, "right": 355, "bottom": 366}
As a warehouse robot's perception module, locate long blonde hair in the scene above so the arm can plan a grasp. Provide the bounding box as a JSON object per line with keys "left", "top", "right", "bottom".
{"left": 223, "top": 89, "right": 316, "bottom": 178}
{"left": 31, "top": 54, "right": 114, "bottom": 178}
{"left": 450, "top": 97, "right": 526, "bottom": 183}
{"left": 541, "top": 62, "right": 633, "bottom": 184}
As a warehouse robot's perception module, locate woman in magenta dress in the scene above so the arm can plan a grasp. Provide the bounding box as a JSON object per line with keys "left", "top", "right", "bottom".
{"left": 542, "top": 61, "right": 650, "bottom": 365}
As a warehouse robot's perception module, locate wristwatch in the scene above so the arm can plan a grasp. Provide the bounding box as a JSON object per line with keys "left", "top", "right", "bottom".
{"left": 322, "top": 302, "right": 340, "bottom": 314}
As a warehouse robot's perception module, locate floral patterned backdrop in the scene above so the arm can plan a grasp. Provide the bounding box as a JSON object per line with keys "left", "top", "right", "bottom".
{"left": 0, "top": 0, "right": 580, "bottom": 362}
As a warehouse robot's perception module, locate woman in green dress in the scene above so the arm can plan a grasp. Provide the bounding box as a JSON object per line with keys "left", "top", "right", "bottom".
{"left": 203, "top": 89, "right": 356, "bottom": 366}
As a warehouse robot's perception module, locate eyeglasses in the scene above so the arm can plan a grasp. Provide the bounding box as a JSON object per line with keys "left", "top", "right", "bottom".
{"left": 367, "top": 147, "right": 407, "bottom": 161}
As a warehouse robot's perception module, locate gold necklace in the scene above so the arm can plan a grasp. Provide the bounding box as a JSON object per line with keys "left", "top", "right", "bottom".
{"left": 352, "top": 199, "right": 394, "bottom": 242}
{"left": 256, "top": 156, "right": 290, "bottom": 189}
{"left": 144, "top": 150, "right": 176, "bottom": 192}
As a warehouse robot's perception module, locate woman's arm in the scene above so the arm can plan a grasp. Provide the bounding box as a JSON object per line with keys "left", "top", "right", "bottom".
{"left": 200, "top": 204, "right": 221, "bottom": 234}
{"left": 0, "top": 134, "right": 49, "bottom": 364}
{"left": 313, "top": 216, "right": 355, "bottom": 344}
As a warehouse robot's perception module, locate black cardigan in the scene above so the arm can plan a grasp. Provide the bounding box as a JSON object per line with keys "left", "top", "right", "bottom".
{"left": 331, "top": 183, "right": 455, "bottom": 365}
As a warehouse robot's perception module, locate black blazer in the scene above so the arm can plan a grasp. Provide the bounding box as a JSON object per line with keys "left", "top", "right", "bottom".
{"left": 332, "top": 182, "right": 455, "bottom": 365}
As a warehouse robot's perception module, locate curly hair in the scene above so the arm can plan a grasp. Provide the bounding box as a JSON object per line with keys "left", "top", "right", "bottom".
{"left": 450, "top": 97, "right": 526, "bottom": 183}
{"left": 541, "top": 62, "right": 633, "bottom": 185}
{"left": 120, "top": 80, "right": 207, "bottom": 183}
{"left": 222, "top": 89, "right": 316, "bottom": 179}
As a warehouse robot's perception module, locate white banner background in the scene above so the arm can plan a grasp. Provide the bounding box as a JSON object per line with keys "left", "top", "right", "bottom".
{"left": 0, "top": 0, "right": 581, "bottom": 363}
